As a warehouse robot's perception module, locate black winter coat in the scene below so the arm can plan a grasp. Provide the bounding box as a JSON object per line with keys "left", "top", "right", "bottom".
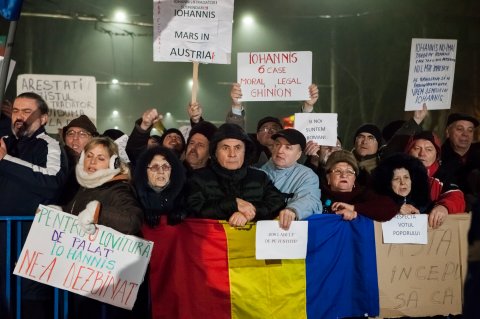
{"left": 186, "top": 162, "right": 285, "bottom": 221}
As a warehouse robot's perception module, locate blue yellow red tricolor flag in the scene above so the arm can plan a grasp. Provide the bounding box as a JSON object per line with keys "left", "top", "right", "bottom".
{"left": 0, "top": 0, "right": 23, "bottom": 21}
{"left": 143, "top": 214, "right": 379, "bottom": 319}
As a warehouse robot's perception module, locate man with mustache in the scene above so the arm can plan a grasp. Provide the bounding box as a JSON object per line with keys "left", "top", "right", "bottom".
{"left": 184, "top": 120, "right": 217, "bottom": 173}
{"left": 0, "top": 92, "right": 68, "bottom": 319}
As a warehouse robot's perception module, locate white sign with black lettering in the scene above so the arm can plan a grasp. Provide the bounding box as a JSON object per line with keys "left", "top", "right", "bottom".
{"left": 255, "top": 221, "right": 308, "bottom": 260}
{"left": 405, "top": 38, "right": 457, "bottom": 111}
{"left": 153, "top": 0, "right": 234, "bottom": 64}
{"left": 382, "top": 214, "right": 428, "bottom": 244}
{"left": 294, "top": 113, "right": 337, "bottom": 146}
{"left": 237, "top": 51, "right": 312, "bottom": 101}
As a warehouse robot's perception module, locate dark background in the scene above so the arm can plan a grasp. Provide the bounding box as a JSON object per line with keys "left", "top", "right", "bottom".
{"left": 1, "top": 0, "right": 480, "bottom": 149}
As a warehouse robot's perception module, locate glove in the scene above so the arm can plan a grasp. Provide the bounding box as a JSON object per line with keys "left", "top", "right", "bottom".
{"left": 78, "top": 200, "right": 100, "bottom": 234}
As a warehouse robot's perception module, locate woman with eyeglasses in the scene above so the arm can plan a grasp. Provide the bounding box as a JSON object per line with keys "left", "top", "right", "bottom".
{"left": 63, "top": 136, "right": 144, "bottom": 319}
{"left": 132, "top": 146, "right": 186, "bottom": 319}
{"left": 321, "top": 150, "right": 400, "bottom": 222}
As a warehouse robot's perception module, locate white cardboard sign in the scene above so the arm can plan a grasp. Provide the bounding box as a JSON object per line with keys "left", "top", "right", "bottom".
{"left": 237, "top": 51, "right": 312, "bottom": 101}
{"left": 381, "top": 214, "right": 428, "bottom": 244}
{"left": 16, "top": 74, "right": 97, "bottom": 135}
{"left": 294, "top": 113, "right": 338, "bottom": 146}
{"left": 153, "top": 0, "right": 234, "bottom": 64}
{"left": 13, "top": 205, "right": 152, "bottom": 310}
{"left": 405, "top": 38, "right": 457, "bottom": 111}
{"left": 255, "top": 220, "right": 308, "bottom": 260}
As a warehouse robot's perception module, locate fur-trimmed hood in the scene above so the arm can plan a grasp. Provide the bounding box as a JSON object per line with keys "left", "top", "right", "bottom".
{"left": 372, "top": 153, "right": 431, "bottom": 211}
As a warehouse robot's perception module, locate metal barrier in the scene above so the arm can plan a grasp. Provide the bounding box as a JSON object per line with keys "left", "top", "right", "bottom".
{"left": 1, "top": 216, "right": 68, "bottom": 319}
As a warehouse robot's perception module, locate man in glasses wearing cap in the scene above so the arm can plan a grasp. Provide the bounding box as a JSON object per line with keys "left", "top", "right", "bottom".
{"left": 262, "top": 128, "right": 322, "bottom": 230}
{"left": 441, "top": 112, "right": 480, "bottom": 211}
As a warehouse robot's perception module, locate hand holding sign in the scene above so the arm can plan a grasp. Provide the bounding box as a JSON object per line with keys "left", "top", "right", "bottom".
{"left": 77, "top": 200, "right": 100, "bottom": 234}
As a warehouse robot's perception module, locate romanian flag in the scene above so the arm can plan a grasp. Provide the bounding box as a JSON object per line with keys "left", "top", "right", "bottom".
{"left": 0, "top": 0, "right": 23, "bottom": 21}
{"left": 144, "top": 214, "right": 379, "bottom": 319}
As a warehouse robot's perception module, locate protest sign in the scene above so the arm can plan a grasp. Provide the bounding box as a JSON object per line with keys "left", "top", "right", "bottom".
{"left": 294, "top": 113, "right": 337, "bottom": 146}
{"left": 237, "top": 51, "right": 312, "bottom": 101}
{"left": 17, "top": 74, "right": 96, "bottom": 135}
{"left": 255, "top": 220, "right": 308, "bottom": 260}
{"left": 13, "top": 205, "right": 152, "bottom": 310}
{"left": 375, "top": 214, "right": 470, "bottom": 317}
{"left": 381, "top": 214, "right": 428, "bottom": 244}
{"left": 405, "top": 38, "right": 457, "bottom": 110}
{"left": 153, "top": 0, "right": 234, "bottom": 64}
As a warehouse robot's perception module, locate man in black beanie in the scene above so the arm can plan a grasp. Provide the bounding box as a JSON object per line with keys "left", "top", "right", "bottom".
{"left": 185, "top": 123, "right": 285, "bottom": 226}
{"left": 184, "top": 120, "right": 217, "bottom": 171}
{"left": 351, "top": 123, "right": 383, "bottom": 185}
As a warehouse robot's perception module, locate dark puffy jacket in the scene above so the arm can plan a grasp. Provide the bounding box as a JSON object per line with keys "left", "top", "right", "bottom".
{"left": 0, "top": 127, "right": 68, "bottom": 216}
{"left": 186, "top": 164, "right": 285, "bottom": 220}
{"left": 64, "top": 175, "right": 143, "bottom": 235}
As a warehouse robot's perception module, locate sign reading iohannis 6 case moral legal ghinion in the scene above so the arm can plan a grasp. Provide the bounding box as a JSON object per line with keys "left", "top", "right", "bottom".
{"left": 17, "top": 74, "right": 97, "bottom": 135}
{"left": 237, "top": 51, "right": 312, "bottom": 102}
{"left": 153, "top": 0, "right": 234, "bottom": 64}
{"left": 405, "top": 38, "right": 457, "bottom": 111}
{"left": 13, "top": 205, "right": 152, "bottom": 310}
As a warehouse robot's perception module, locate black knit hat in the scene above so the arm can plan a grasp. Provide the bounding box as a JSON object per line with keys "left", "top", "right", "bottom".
{"left": 102, "top": 128, "right": 126, "bottom": 141}
{"left": 160, "top": 128, "right": 186, "bottom": 148}
{"left": 272, "top": 128, "right": 306, "bottom": 151}
{"left": 354, "top": 123, "right": 383, "bottom": 145}
{"left": 209, "top": 123, "right": 256, "bottom": 166}
{"left": 187, "top": 121, "right": 218, "bottom": 143}
{"left": 446, "top": 113, "right": 479, "bottom": 128}
{"left": 63, "top": 115, "right": 98, "bottom": 139}
{"left": 256, "top": 116, "right": 283, "bottom": 132}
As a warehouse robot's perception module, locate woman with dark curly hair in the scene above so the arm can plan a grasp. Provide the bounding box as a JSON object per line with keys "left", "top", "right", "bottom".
{"left": 372, "top": 153, "right": 431, "bottom": 215}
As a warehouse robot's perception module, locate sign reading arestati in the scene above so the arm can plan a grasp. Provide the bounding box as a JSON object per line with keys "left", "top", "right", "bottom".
{"left": 255, "top": 221, "right": 308, "bottom": 260}
{"left": 153, "top": 0, "right": 234, "bottom": 64}
{"left": 375, "top": 214, "right": 470, "bottom": 318}
{"left": 294, "top": 113, "right": 338, "bottom": 146}
{"left": 237, "top": 51, "right": 312, "bottom": 101}
{"left": 405, "top": 38, "right": 457, "bottom": 111}
{"left": 17, "top": 74, "right": 96, "bottom": 135}
{"left": 14, "top": 205, "right": 152, "bottom": 310}
{"left": 382, "top": 214, "right": 428, "bottom": 244}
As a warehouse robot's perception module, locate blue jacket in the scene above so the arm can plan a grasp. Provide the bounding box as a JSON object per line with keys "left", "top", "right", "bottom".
{"left": 261, "top": 160, "right": 322, "bottom": 220}
{"left": 0, "top": 127, "right": 68, "bottom": 216}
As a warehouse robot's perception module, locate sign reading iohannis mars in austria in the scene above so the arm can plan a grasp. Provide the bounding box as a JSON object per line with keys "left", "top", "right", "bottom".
{"left": 17, "top": 74, "right": 96, "bottom": 135}
{"left": 153, "top": 0, "right": 234, "bottom": 64}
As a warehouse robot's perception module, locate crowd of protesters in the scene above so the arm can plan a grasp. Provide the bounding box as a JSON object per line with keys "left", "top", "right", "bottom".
{"left": 0, "top": 85, "right": 479, "bottom": 318}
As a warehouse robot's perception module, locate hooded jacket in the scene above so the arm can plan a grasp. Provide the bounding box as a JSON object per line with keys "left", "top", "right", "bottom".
{"left": 186, "top": 123, "right": 285, "bottom": 221}
{"left": 134, "top": 146, "right": 186, "bottom": 226}
{"left": 372, "top": 153, "right": 431, "bottom": 213}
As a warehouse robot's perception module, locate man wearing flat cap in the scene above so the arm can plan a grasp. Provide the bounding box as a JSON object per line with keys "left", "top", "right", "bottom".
{"left": 261, "top": 128, "right": 322, "bottom": 230}
{"left": 442, "top": 112, "right": 480, "bottom": 210}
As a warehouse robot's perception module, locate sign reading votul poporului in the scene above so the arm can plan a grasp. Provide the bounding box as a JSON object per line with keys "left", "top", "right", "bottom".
{"left": 13, "top": 205, "right": 152, "bottom": 310}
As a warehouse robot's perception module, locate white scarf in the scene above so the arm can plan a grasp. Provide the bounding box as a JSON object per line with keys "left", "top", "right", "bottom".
{"left": 76, "top": 152, "right": 121, "bottom": 189}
